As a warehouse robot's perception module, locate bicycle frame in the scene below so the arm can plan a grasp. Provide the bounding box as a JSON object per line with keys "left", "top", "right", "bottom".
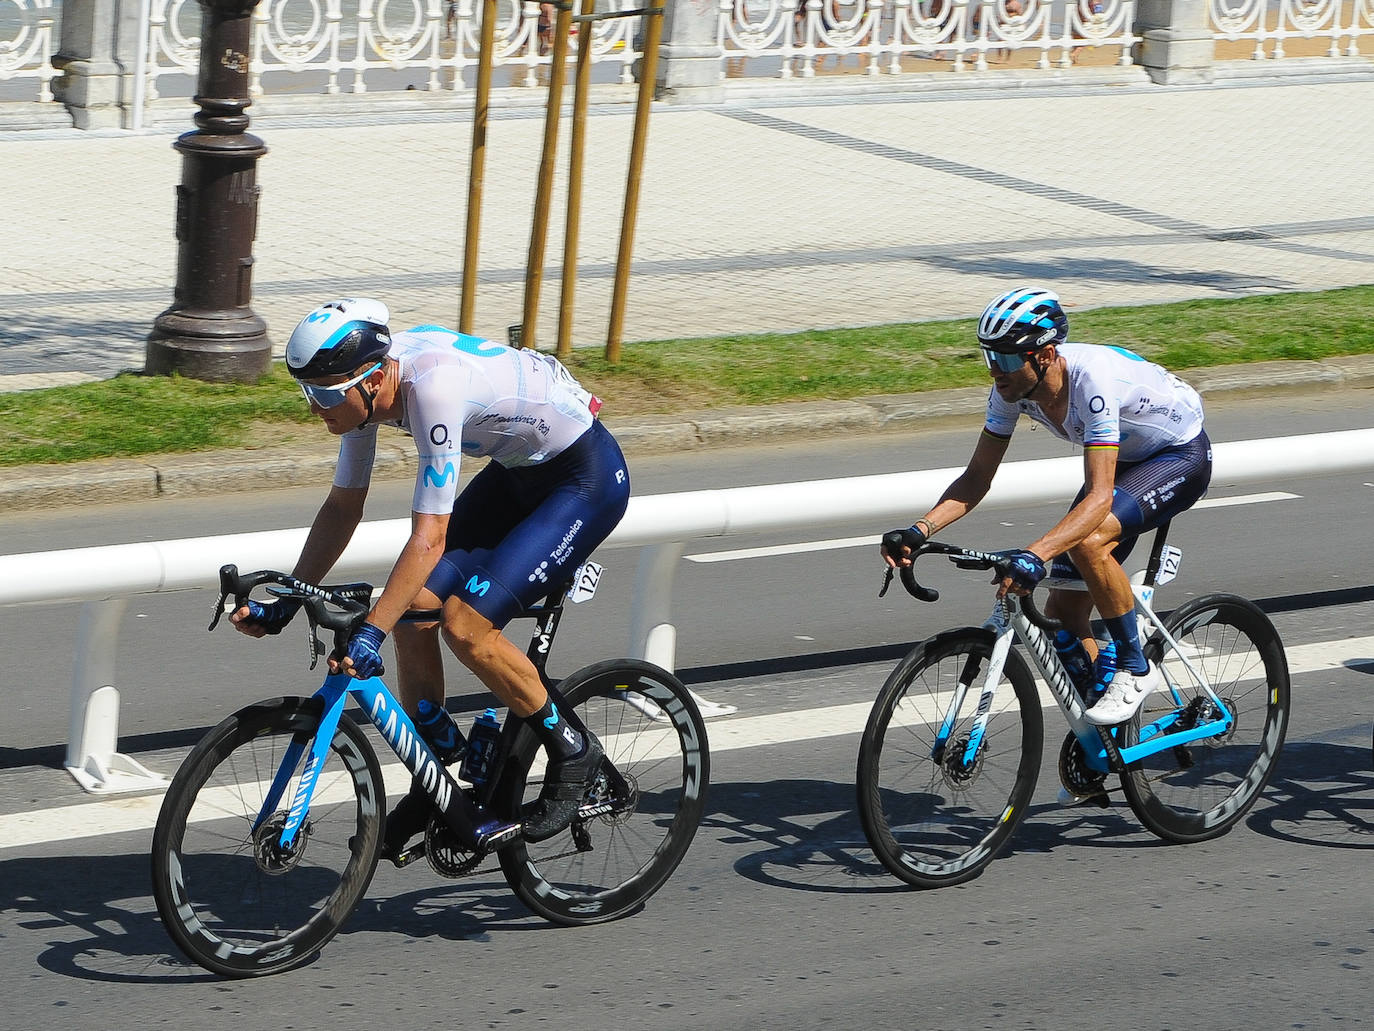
{"left": 931, "top": 536, "right": 1237, "bottom": 779}
{"left": 254, "top": 576, "right": 577, "bottom": 855}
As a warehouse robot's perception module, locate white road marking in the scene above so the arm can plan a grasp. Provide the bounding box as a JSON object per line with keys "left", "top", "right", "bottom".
{"left": 4, "top": 630, "right": 1370, "bottom": 850}
{"left": 1194, "top": 491, "right": 1300, "bottom": 509}
{"left": 684, "top": 493, "right": 1300, "bottom": 564}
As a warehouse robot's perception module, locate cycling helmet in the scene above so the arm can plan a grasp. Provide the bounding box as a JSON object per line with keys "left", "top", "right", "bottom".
{"left": 976, "top": 287, "right": 1069, "bottom": 355}
{"left": 286, "top": 298, "right": 393, "bottom": 380}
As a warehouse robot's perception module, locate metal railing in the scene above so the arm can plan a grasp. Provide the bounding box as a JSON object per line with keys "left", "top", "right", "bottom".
{"left": 722, "top": 0, "right": 1140, "bottom": 75}
{"left": 146, "top": 0, "right": 644, "bottom": 100}
{"left": 0, "top": 0, "right": 58, "bottom": 102}
{"left": 3, "top": 428, "right": 1374, "bottom": 794}
{"left": 5, "top": 0, "right": 1373, "bottom": 121}
{"left": 1210, "top": 0, "right": 1374, "bottom": 61}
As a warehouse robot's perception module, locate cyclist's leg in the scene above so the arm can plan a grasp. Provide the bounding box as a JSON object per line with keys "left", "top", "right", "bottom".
{"left": 392, "top": 622, "right": 445, "bottom": 714}
{"left": 384, "top": 462, "right": 532, "bottom": 862}
{"left": 1078, "top": 433, "right": 1213, "bottom": 723}
{"left": 1044, "top": 586, "right": 1096, "bottom": 653}
{"left": 424, "top": 422, "right": 630, "bottom": 714}
{"left": 426, "top": 423, "right": 631, "bottom": 838}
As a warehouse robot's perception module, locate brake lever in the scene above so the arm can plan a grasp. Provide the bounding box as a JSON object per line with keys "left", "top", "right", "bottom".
{"left": 878, "top": 566, "right": 895, "bottom": 598}
{"left": 207, "top": 588, "right": 231, "bottom": 632}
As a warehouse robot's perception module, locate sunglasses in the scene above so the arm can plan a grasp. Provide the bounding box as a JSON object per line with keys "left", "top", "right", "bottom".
{"left": 980, "top": 347, "right": 1030, "bottom": 374}
{"left": 299, "top": 362, "right": 383, "bottom": 409}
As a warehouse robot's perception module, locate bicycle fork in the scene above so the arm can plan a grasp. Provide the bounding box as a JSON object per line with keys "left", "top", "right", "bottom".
{"left": 932, "top": 618, "right": 1016, "bottom": 770}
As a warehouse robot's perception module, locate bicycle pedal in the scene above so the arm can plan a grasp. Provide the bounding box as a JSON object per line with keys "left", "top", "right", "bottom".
{"left": 1056, "top": 785, "right": 1112, "bottom": 808}
{"left": 388, "top": 842, "right": 427, "bottom": 869}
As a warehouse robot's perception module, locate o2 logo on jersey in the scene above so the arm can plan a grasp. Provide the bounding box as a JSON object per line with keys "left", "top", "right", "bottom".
{"left": 423, "top": 461, "right": 456, "bottom": 488}
{"left": 466, "top": 576, "right": 490, "bottom": 598}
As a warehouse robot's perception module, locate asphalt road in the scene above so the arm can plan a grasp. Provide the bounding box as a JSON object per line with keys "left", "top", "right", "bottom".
{"left": 2, "top": 392, "right": 1373, "bottom": 1029}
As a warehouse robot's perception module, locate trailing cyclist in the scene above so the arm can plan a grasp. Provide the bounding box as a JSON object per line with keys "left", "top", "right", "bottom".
{"left": 880, "top": 286, "right": 1212, "bottom": 726}
{"left": 230, "top": 298, "right": 630, "bottom": 858}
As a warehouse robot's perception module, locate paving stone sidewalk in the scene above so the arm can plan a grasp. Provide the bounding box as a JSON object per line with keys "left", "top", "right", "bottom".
{"left": 2, "top": 78, "right": 1372, "bottom": 388}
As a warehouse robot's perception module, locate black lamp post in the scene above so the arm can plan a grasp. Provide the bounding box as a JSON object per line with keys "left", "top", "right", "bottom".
{"left": 145, "top": 0, "right": 271, "bottom": 382}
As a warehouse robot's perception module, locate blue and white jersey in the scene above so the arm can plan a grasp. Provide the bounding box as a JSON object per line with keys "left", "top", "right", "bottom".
{"left": 333, "top": 327, "right": 596, "bottom": 514}
{"left": 984, "top": 343, "right": 1204, "bottom": 463}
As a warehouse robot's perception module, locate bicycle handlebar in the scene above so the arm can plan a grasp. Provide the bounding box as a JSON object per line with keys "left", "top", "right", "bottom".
{"left": 209, "top": 565, "right": 375, "bottom": 668}
{"left": 881, "top": 539, "right": 1062, "bottom": 634}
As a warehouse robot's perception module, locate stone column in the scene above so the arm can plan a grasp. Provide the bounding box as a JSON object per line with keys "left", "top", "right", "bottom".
{"left": 655, "top": 0, "right": 724, "bottom": 105}
{"left": 51, "top": 0, "right": 142, "bottom": 129}
{"left": 1133, "top": 0, "right": 1216, "bottom": 85}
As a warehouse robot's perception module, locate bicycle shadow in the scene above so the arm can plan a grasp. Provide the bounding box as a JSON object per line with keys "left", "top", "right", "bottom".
{"left": 710, "top": 768, "right": 1187, "bottom": 896}
{"left": 705, "top": 777, "right": 901, "bottom": 894}
{"left": 1, "top": 850, "right": 215, "bottom": 984}
{"left": 709, "top": 775, "right": 1150, "bottom": 895}
{"left": 1244, "top": 740, "right": 1374, "bottom": 850}
{"left": 1, "top": 849, "right": 553, "bottom": 985}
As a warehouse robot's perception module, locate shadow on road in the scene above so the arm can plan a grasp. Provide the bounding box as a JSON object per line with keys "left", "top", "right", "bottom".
{"left": 1, "top": 848, "right": 555, "bottom": 984}
{"left": 1245, "top": 740, "right": 1374, "bottom": 850}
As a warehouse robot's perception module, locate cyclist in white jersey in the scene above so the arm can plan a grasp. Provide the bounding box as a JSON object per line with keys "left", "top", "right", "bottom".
{"left": 230, "top": 298, "right": 630, "bottom": 856}
{"left": 882, "top": 287, "right": 1212, "bottom": 726}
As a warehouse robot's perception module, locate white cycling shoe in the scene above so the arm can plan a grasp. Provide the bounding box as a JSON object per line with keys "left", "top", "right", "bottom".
{"left": 1085, "top": 664, "right": 1159, "bottom": 726}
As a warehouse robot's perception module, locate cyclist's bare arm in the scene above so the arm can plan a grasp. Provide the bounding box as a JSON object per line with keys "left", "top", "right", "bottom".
{"left": 231, "top": 484, "right": 367, "bottom": 636}
{"left": 886, "top": 432, "right": 1009, "bottom": 567}
{"left": 1023, "top": 444, "right": 1119, "bottom": 563}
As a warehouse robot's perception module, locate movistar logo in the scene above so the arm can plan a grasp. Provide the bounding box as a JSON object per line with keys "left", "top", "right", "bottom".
{"left": 466, "top": 575, "right": 490, "bottom": 597}
{"left": 424, "top": 461, "right": 456, "bottom": 488}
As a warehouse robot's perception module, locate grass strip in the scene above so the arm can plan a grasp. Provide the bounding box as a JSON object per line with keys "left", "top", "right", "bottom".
{"left": 3, "top": 285, "right": 1372, "bottom": 467}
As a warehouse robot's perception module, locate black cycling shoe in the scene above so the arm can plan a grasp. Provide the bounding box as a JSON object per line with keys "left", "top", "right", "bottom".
{"left": 381, "top": 783, "right": 433, "bottom": 867}
{"left": 521, "top": 732, "right": 606, "bottom": 843}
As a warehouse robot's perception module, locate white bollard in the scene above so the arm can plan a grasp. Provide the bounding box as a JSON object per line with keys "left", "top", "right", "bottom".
{"left": 65, "top": 599, "right": 166, "bottom": 793}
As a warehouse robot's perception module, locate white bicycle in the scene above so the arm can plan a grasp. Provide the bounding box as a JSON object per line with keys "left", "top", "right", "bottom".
{"left": 857, "top": 523, "right": 1290, "bottom": 889}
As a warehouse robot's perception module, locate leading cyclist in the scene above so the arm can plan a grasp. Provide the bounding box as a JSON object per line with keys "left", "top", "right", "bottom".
{"left": 881, "top": 286, "right": 1212, "bottom": 726}
{"left": 229, "top": 298, "right": 629, "bottom": 858}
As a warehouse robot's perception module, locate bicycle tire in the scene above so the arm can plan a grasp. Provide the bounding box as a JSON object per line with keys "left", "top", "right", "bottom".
{"left": 496, "top": 659, "right": 709, "bottom": 925}
{"left": 151, "top": 697, "right": 385, "bottom": 977}
{"left": 857, "top": 628, "right": 1044, "bottom": 889}
{"left": 1122, "top": 594, "right": 1290, "bottom": 844}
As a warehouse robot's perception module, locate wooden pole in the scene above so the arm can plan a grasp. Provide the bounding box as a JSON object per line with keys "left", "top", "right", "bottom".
{"left": 605, "top": 4, "right": 663, "bottom": 363}
{"left": 460, "top": 0, "right": 498, "bottom": 334}
{"left": 556, "top": 0, "right": 596, "bottom": 360}
{"left": 520, "top": 2, "right": 574, "bottom": 350}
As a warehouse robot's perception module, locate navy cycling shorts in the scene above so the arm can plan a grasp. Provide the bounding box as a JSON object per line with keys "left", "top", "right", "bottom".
{"left": 1055, "top": 430, "right": 1212, "bottom": 574}
{"left": 423, "top": 420, "right": 630, "bottom": 628}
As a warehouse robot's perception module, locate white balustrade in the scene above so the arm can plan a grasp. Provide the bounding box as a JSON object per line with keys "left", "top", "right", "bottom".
{"left": 0, "top": 0, "right": 57, "bottom": 101}
{"left": 1209, "top": 0, "right": 1374, "bottom": 61}
{"left": 3, "top": 0, "right": 1370, "bottom": 117}
{"left": 722, "top": 1, "right": 1141, "bottom": 75}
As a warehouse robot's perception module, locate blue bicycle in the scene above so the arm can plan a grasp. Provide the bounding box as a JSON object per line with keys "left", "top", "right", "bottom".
{"left": 857, "top": 526, "right": 1290, "bottom": 888}
{"left": 151, "top": 564, "right": 709, "bottom": 977}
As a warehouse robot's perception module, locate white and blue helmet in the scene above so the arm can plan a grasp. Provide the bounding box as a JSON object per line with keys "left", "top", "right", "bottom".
{"left": 286, "top": 298, "right": 393, "bottom": 380}
{"left": 976, "top": 287, "right": 1069, "bottom": 354}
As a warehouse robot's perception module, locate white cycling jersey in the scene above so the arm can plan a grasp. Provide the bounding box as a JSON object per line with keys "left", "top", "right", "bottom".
{"left": 333, "top": 326, "right": 596, "bottom": 514}
{"left": 984, "top": 343, "right": 1204, "bottom": 463}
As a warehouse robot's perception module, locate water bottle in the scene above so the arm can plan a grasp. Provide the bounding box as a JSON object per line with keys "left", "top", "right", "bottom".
{"left": 1053, "top": 629, "right": 1094, "bottom": 693}
{"left": 415, "top": 699, "right": 463, "bottom": 765}
{"left": 461, "top": 708, "right": 502, "bottom": 787}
